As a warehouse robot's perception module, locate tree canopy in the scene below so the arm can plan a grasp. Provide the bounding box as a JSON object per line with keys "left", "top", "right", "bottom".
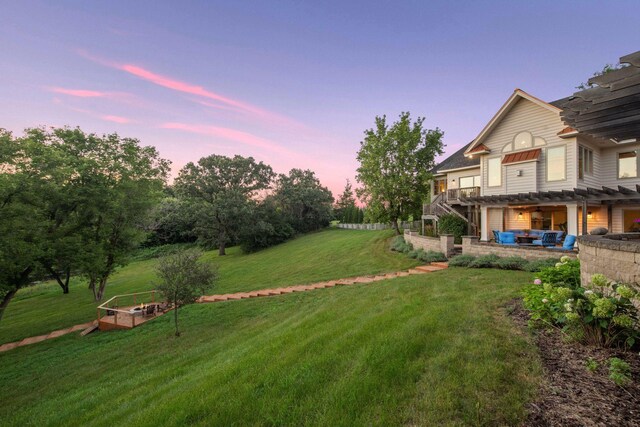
{"left": 174, "top": 155, "right": 275, "bottom": 255}
{"left": 356, "top": 112, "right": 443, "bottom": 234}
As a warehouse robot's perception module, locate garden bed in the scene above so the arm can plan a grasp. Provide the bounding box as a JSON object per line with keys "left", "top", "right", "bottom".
{"left": 509, "top": 301, "right": 640, "bottom": 426}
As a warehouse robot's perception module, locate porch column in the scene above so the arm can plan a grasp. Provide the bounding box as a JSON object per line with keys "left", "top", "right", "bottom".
{"left": 567, "top": 203, "right": 578, "bottom": 236}
{"left": 480, "top": 205, "right": 489, "bottom": 241}
{"left": 581, "top": 200, "right": 588, "bottom": 235}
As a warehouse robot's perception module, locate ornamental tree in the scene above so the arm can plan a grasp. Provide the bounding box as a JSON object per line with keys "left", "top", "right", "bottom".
{"left": 356, "top": 112, "right": 443, "bottom": 234}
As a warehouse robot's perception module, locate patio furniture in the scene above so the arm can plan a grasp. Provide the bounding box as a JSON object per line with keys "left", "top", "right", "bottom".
{"left": 498, "top": 232, "right": 517, "bottom": 246}
{"left": 532, "top": 232, "right": 559, "bottom": 247}
{"left": 516, "top": 235, "right": 536, "bottom": 244}
{"left": 554, "top": 231, "right": 565, "bottom": 243}
{"left": 144, "top": 304, "right": 157, "bottom": 317}
{"left": 493, "top": 230, "right": 501, "bottom": 243}
{"left": 550, "top": 234, "right": 576, "bottom": 250}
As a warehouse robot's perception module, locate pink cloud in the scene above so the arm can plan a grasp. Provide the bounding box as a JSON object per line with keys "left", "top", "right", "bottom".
{"left": 161, "top": 122, "right": 291, "bottom": 155}
{"left": 50, "top": 87, "right": 109, "bottom": 98}
{"left": 102, "top": 115, "right": 131, "bottom": 124}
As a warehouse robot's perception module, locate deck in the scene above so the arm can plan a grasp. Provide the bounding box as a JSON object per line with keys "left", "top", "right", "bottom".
{"left": 97, "top": 291, "right": 170, "bottom": 331}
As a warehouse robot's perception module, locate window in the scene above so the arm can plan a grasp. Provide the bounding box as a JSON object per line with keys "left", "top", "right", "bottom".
{"left": 459, "top": 175, "right": 481, "bottom": 188}
{"left": 578, "top": 146, "right": 594, "bottom": 179}
{"left": 546, "top": 146, "right": 566, "bottom": 181}
{"left": 618, "top": 151, "right": 638, "bottom": 179}
{"left": 487, "top": 157, "right": 501, "bottom": 187}
{"left": 513, "top": 132, "right": 532, "bottom": 150}
{"left": 534, "top": 137, "right": 547, "bottom": 147}
{"left": 623, "top": 209, "right": 640, "bottom": 232}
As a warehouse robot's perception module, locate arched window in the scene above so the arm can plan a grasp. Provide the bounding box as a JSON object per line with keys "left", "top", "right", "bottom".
{"left": 534, "top": 136, "right": 547, "bottom": 147}
{"left": 513, "top": 131, "right": 533, "bottom": 150}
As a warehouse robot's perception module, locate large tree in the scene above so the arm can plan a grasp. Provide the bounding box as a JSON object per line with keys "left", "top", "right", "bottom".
{"left": 175, "top": 155, "right": 274, "bottom": 255}
{"left": 334, "top": 179, "right": 356, "bottom": 223}
{"left": 356, "top": 112, "right": 443, "bottom": 234}
{"left": 273, "top": 169, "right": 334, "bottom": 233}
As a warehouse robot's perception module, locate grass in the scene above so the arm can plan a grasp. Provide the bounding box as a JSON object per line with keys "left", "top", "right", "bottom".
{"left": 0, "top": 268, "right": 540, "bottom": 426}
{"left": 0, "top": 229, "right": 418, "bottom": 344}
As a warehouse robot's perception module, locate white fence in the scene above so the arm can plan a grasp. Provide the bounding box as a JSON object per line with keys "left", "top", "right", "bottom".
{"left": 336, "top": 221, "right": 420, "bottom": 231}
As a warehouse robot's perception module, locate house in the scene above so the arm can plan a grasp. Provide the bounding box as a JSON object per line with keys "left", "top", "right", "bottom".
{"left": 426, "top": 50, "right": 640, "bottom": 242}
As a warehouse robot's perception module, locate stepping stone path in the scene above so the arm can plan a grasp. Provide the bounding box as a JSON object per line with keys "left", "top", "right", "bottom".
{"left": 198, "top": 263, "right": 448, "bottom": 304}
{"left": 0, "top": 263, "right": 448, "bottom": 353}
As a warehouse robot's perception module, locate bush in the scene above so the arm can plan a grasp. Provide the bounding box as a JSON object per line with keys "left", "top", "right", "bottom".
{"left": 418, "top": 251, "right": 447, "bottom": 263}
{"left": 608, "top": 357, "right": 632, "bottom": 386}
{"left": 468, "top": 254, "right": 500, "bottom": 268}
{"left": 523, "top": 258, "right": 640, "bottom": 349}
{"left": 495, "top": 256, "right": 529, "bottom": 271}
{"left": 448, "top": 254, "right": 476, "bottom": 267}
{"left": 390, "top": 236, "right": 413, "bottom": 254}
{"left": 408, "top": 249, "right": 425, "bottom": 259}
{"left": 239, "top": 200, "right": 296, "bottom": 253}
{"left": 522, "top": 258, "right": 559, "bottom": 272}
{"left": 438, "top": 214, "right": 467, "bottom": 244}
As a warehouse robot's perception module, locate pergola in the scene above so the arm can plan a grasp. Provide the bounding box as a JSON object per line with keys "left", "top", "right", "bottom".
{"left": 560, "top": 51, "right": 640, "bottom": 141}
{"left": 460, "top": 185, "right": 640, "bottom": 235}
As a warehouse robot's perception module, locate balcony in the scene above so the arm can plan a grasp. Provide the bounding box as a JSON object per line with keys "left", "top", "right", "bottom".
{"left": 447, "top": 187, "right": 480, "bottom": 203}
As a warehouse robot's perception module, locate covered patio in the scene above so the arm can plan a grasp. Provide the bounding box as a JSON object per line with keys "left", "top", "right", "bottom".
{"left": 460, "top": 185, "right": 640, "bottom": 244}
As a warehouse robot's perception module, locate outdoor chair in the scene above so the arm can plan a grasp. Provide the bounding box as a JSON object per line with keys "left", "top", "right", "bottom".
{"left": 550, "top": 234, "right": 576, "bottom": 251}
{"left": 498, "top": 232, "right": 517, "bottom": 246}
{"left": 144, "top": 304, "right": 157, "bottom": 317}
{"left": 492, "top": 230, "right": 501, "bottom": 244}
{"left": 554, "top": 231, "right": 565, "bottom": 243}
{"left": 532, "top": 232, "right": 558, "bottom": 247}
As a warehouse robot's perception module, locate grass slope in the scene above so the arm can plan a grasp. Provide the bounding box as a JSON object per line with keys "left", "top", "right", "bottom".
{"left": 0, "top": 229, "right": 418, "bottom": 344}
{"left": 0, "top": 268, "right": 539, "bottom": 426}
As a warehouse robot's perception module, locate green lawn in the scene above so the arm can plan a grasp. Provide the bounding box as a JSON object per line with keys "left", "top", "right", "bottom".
{"left": 0, "top": 229, "right": 418, "bottom": 344}
{"left": 0, "top": 268, "right": 540, "bottom": 426}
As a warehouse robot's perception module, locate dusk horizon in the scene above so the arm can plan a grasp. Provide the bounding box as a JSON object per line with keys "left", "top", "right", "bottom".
{"left": 2, "top": 0, "right": 639, "bottom": 196}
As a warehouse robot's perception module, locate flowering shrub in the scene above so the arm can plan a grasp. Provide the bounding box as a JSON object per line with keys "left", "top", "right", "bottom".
{"left": 523, "top": 257, "right": 640, "bottom": 349}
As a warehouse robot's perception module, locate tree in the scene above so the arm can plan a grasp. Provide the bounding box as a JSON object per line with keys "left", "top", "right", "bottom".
{"left": 144, "top": 196, "right": 198, "bottom": 246}
{"left": 356, "top": 112, "right": 443, "bottom": 234}
{"left": 238, "top": 198, "right": 295, "bottom": 253}
{"left": 175, "top": 155, "right": 274, "bottom": 255}
{"left": 334, "top": 180, "right": 356, "bottom": 223}
{"left": 273, "top": 169, "right": 334, "bottom": 233}
{"left": 155, "top": 249, "right": 217, "bottom": 336}
{"left": 576, "top": 63, "right": 629, "bottom": 90}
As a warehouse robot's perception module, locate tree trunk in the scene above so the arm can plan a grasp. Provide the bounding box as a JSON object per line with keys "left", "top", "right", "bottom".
{"left": 48, "top": 267, "right": 70, "bottom": 294}
{"left": 218, "top": 229, "right": 226, "bottom": 256}
{"left": 392, "top": 218, "right": 401, "bottom": 235}
{"left": 95, "top": 276, "right": 109, "bottom": 301}
{"left": 174, "top": 291, "right": 180, "bottom": 336}
{"left": 0, "top": 288, "right": 17, "bottom": 323}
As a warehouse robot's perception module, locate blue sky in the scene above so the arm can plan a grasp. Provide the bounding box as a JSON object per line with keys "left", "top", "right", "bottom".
{"left": 1, "top": 0, "right": 639, "bottom": 195}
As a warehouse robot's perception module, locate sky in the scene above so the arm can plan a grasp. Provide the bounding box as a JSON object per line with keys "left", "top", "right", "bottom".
{"left": 1, "top": 0, "right": 639, "bottom": 197}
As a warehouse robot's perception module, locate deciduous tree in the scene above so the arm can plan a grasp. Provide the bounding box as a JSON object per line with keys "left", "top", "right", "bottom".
{"left": 356, "top": 112, "right": 443, "bottom": 234}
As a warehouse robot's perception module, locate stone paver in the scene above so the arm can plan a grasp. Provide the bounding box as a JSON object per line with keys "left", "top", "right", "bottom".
{"left": 0, "top": 263, "right": 449, "bottom": 354}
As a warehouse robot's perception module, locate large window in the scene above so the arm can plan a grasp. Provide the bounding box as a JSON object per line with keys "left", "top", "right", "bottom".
{"left": 623, "top": 209, "right": 640, "bottom": 232}
{"left": 487, "top": 157, "right": 501, "bottom": 187}
{"left": 618, "top": 151, "right": 638, "bottom": 179}
{"left": 546, "top": 146, "right": 566, "bottom": 181}
{"left": 579, "top": 145, "right": 594, "bottom": 179}
{"left": 459, "top": 175, "right": 481, "bottom": 188}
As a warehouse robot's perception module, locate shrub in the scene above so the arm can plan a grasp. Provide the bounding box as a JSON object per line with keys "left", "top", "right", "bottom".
{"left": 608, "top": 357, "right": 632, "bottom": 386}
{"left": 468, "top": 254, "right": 500, "bottom": 268}
{"left": 438, "top": 213, "right": 467, "bottom": 244}
{"left": 523, "top": 258, "right": 640, "bottom": 349}
{"left": 448, "top": 254, "right": 476, "bottom": 267}
{"left": 408, "top": 249, "right": 425, "bottom": 259}
{"left": 390, "top": 236, "right": 413, "bottom": 254}
{"left": 522, "top": 258, "right": 559, "bottom": 272}
{"left": 494, "top": 256, "right": 529, "bottom": 271}
{"left": 585, "top": 357, "right": 599, "bottom": 373}
{"left": 535, "top": 257, "right": 580, "bottom": 288}
{"left": 418, "top": 251, "right": 447, "bottom": 263}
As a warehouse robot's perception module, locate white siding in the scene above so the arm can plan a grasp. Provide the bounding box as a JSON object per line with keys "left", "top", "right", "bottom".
{"left": 445, "top": 167, "right": 480, "bottom": 189}
{"left": 487, "top": 208, "right": 504, "bottom": 232}
{"left": 600, "top": 142, "right": 640, "bottom": 188}
{"left": 505, "top": 208, "right": 530, "bottom": 230}
{"left": 479, "top": 98, "right": 571, "bottom": 196}
{"left": 505, "top": 161, "right": 537, "bottom": 194}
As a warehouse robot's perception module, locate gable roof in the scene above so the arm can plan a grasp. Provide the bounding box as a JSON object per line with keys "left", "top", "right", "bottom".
{"left": 431, "top": 142, "right": 480, "bottom": 175}
{"left": 464, "top": 89, "right": 562, "bottom": 155}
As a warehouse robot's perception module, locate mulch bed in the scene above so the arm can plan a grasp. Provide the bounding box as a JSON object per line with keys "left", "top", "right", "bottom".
{"left": 509, "top": 300, "right": 640, "bottom": 427}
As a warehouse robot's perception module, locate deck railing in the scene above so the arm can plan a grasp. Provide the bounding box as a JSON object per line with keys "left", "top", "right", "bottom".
{"left": 96, "top": 290, "right": 159, "bottom": 328}
{"left": 447, "top": 186, "right": 481, "bottom": 201}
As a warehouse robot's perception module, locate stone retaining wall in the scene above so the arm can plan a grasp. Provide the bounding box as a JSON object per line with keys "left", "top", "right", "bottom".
{"left": 461, "top": 236, "right": 577, "bottom": 261}
{"left": 404, "top": 231, "right": 455, "bottom": 257}
{"left": 577, "top": 235, "right": 640, "bottom": 294}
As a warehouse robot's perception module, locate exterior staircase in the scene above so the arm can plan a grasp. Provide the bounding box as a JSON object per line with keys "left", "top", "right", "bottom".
{"left": 422, "top": 193, "right": 477, "bottom": 235}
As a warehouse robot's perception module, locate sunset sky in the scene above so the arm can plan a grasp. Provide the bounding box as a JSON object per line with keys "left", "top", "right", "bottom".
{"left": 1, "top": 0, "right": 639, "bottom": 196}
